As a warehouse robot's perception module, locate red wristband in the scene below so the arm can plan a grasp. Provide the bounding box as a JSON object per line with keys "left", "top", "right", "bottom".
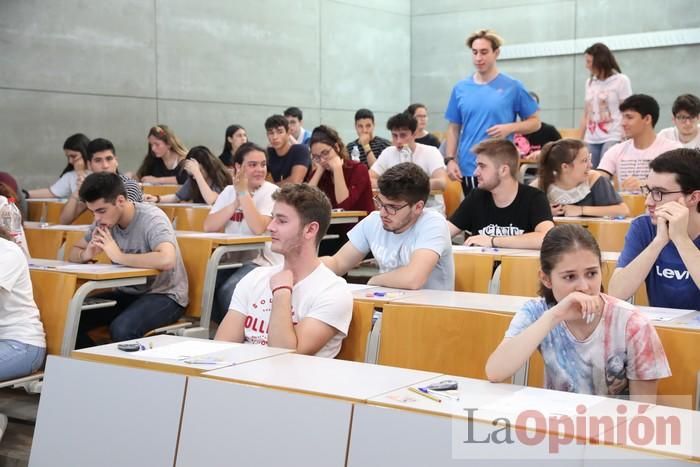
{"left": 272, "top": 285, "right": 293, "bottom": 295}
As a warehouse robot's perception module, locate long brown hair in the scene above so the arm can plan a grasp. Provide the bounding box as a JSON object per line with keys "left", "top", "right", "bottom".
{"left": 184, "top": 146, "right": 232, "bottom": 203}
{"left": 585, "top": 43, "right": 621, "bottom": 81}
{"left": 536, "top": 139, "right": 585, "bottom": 195}
{"left": 136, "top": 124, "right": 188, "bottom": 179}
{"left": 309, "top": 125, "right": 350, "bottom": 160}
{"left": 538, "top": 224, "right": 602, "bottom": 304}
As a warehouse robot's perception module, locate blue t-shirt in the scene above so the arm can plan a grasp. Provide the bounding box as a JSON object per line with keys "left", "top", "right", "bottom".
{"left": 347, "top": 210, "right": 455, "bottom": 290}
{"left": 617, "top": 215, "right": 700, "bottom": 310}
{"left": 444, "top": 73, "right": 538, "bottom": 176}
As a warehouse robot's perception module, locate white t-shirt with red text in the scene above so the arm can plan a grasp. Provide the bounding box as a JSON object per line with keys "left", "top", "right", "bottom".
{"left": 597, "top": 136, "right": 681, "bottom": 187}
{"left": 229, "top": 262, "right": 353, "bottom": 358}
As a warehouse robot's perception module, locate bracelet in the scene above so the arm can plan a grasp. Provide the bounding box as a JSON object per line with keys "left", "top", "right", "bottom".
{"left": 490, "top": 236, "right": 496, "bottom": 248}
{"left": 272, "top": 285, "right": 293, "bottom": 295}
{"left": 155, "top": 194, "right": 160, "bottom": 203}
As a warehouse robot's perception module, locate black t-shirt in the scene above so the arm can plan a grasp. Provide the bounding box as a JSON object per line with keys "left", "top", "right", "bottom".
{"left": 525, "top": 122, "right": 562, "bottom": 151}
{"left": 148, "top": 158, "right": 188, "bottom": 184}
{"left": 267, "top": 144, "right": 311, "bottom": 182}
{"left": 449, "top": 184, "right": 553, "bottom": 236}
{"left": 415, "top": 133, "right": 441, "bottom": 149}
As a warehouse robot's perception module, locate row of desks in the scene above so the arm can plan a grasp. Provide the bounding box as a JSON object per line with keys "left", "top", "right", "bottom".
{"left": 29, "top": 335, "right": 700, "bottom": 466}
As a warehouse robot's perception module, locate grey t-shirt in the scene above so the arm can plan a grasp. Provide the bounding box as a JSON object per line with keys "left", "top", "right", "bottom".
{"left": 84, "top": 202, "right": 188, "bottom": 306}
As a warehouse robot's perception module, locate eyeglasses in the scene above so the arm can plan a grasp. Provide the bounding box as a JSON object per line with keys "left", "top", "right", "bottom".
{"left": 311, "top": 148, "right": 333, "bottom": 163}
{"left": 640, "top": 185, "right": 686, "bottom": 202}
{"left": 373, "top": 196, "right": 409, "bottom": 215}
{"left": 673, "top": 114, "right": 698, "bottom": 123}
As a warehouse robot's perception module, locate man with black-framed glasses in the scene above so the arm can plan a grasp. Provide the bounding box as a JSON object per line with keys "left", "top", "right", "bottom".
{"left": 610, "top": 149, "right": 700, "bottom": 309}
{"left": 321, "top": 163, "right": 454, "bottom": 290}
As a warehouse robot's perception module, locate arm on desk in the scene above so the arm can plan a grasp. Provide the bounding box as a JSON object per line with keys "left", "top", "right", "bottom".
{"left": 367, "top": 249, "right": 439, "bottom": 290}
{"left": 491, "top": 220, "right": 553, "bottom": 249}
{"left": 27, "top": 188, "right": 55, "bottom": 199}
{"left": 320, "top": 242, "right": 366, "bottom": 277}
{"left": 59, "top": 194, "right": 86, "bottom": 225}
{"left": 112, "top": 241, "right": 176, "bottom": 271}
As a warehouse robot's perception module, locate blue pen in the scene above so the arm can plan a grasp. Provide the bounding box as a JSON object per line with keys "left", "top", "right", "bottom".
{"left": 373, "top": 291, "right": 386, "bottom": 297}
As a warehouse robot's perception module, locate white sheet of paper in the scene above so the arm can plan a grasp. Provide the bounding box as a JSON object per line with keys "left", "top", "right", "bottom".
{"left": 138, "top": 340, "right": 238, "bottom": 360}
{"left": 639, "top": 306, "right": 694, "bottom": 322}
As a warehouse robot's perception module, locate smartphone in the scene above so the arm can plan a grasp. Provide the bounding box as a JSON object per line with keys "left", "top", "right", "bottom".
{"left": 117, "top": 342, "right": 142, "bottom": 352}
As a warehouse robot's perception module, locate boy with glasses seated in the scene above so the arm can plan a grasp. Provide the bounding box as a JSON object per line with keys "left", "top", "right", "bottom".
{"left": 609, "top": 149, "right": 700, "bottom": 309}
{"left": 657, "top": 94, "right": 700, "bottom": 150}
{"left": 322, "top": 163, "right": 454, "bottom": 290}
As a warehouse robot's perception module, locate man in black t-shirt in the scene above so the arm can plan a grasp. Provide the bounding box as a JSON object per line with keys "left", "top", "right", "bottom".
{"left": 265, "top": 114, "right": 311, "bottom": 184}
{"left": 448, "top": 139, "right": 554, "bottom": 249}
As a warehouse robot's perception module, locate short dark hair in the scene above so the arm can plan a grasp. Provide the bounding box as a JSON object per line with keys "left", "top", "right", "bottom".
{"left": 671, "top": 94, "right": 700, "bottom": 117}
{"left": 354, "top": 108, "right": 375, "bottom": 123}
{"left": 539, "top": 224, "right": 602, "bottom": 304}
{"left": 405, "top": 103, "right": 426, "bottom": 116}
{"left": 79, "top": 172, "right": 127, "bottom": 204}
{"left": 649, "top": 148, "right": 700, "bottom": 213}
{"left": 232, "top": 142, "right": 268, "bottom": 166}
{"left": 272, "top": 184, "right": 332, "bottom": 247}
{"left": 283, "top": 107, "right": 303, "bottom": 120}
{"left": 86, "top": 138, "right": 116, "bottom": 161}
{"left": 619, "top": 94, "right": 660, "bottom": 128}
{"left": 265, "top": 114, "right": 289, "bottom": 131}
{"left": 378, "top": 162, "right": 430, "bottom": 205}
{"left": 472, "top": 139, "right": 519, "bottom": 178}
{"left": 386, "top": 112, "right": 417, "bottom": 133}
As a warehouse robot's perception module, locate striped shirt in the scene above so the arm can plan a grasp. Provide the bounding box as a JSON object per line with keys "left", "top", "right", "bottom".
{"left": 119, "top": 174, "right": 144, "bottom": 202}
{"left": 346, "top": 136, "right": 391, "bottom": 166}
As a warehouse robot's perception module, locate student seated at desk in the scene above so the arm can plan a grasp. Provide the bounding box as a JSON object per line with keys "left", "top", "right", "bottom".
{"left": 215, "top": 184, "right": 352, "bottom": 358}
{"left": 218, "top": 124, "right": 248, "bottom": 170}
{"left": 204, "top": 142, "right": 281, "bottom": 324}
{"left": 532, "top": 138, "right": 629, "bottom": 218}
{"left": 68, "top": 173, "right": 189, "bottom": 348}
{"left": 609, "top": 149, "right": 700, "bottom": 309}
{"left": 485, "top": 224, "right": 670, "bottom": 403}
{"left": 307, "top": 125, "right": 374, "bottom": 256}
{"left": 322, "top": 162, "right": 454, "bottom": 290}
{"left": 265, "top": 114, "right": 310, "bottom": 185}
{"left": 26, "top": 133, "right": 90, "bottom": 199}
{"left": 448, "top": 140, "right": 554, "bottom": 249}
{"left": 135, "top": 125, "right": 188, "bottom": 185}
{"left": 60, "top": 138, "right": 144, "bottom": 224}
{"left": 143, "top": 146, "right": 230, "bottom": 205}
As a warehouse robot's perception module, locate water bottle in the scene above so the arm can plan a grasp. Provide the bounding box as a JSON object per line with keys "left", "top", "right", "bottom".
{"left": 0, "top": 197, "right": 29, "bottom": 257}
{"left": 350, "top": 145, "right": 361, "bottom": 162}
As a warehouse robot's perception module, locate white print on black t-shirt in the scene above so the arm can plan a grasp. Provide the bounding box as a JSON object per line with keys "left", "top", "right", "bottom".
{"left": 655, "top": 266, "right": 690, "bottom": 281}
{"left": 478, "top": 224, "right": 524, "bottom": 236}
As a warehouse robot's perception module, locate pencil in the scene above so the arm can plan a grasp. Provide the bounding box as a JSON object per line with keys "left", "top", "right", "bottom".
{"left": 408, "top": 386, "right": 442, "bottom": 403}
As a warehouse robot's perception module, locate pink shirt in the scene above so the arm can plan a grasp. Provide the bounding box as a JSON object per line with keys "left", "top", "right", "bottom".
{"left": 598, "top": 136, "right": 681, "bottom": 186}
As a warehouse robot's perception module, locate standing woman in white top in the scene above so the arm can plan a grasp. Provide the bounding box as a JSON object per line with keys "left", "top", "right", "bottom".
{"left": 579, "top": 43, "right": 632, "bottom": 169}
{"left": 26, "top": 133, "right": 90, "bottom": 199}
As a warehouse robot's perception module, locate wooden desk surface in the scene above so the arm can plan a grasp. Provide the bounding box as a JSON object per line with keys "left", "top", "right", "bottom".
{"left": 28, "top": 258, "right": 158, "bottom": 280}
{"left": 554, "top": 215, "right": 632, "bottom": 225}
{"left": 174, "top": 231, "right": 270, "bottom": 245}
{"left": 72, "top": 335, "right": 293, "bottom": 376}
{"left": 203, "top": 352, "right": 441, "bottom": 402}
{"left": 392, "top": 289, "right": 530, "bottom": 314}
{"left": 331, "top": 210, "right": 367, "bottom": 218}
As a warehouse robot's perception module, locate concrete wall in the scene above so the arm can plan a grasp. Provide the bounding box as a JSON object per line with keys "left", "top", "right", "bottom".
{"left": 411, "top": 0, "right": 700, "bottom": 134}
{"left": 0, "top": 0, "right": 410, "bottom": 188}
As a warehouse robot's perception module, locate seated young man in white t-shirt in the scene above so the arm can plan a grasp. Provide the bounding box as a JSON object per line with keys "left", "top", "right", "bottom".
{"left": 657, "top": 93, "right": 700, "bottom": 150}
{"left": 323, "top": 162, "right": 454, "bottom": 291}
{"left": 215, "top": 184, "right": 353, "bottom": 358}
{"left": 598, "top": 94, "right": 681, "bottom": 193}
{"left": 370, "top": 112, "right": 447, "bottom": 214}
{"left": 204, "top": 142, "right": 281, "bottom": 324}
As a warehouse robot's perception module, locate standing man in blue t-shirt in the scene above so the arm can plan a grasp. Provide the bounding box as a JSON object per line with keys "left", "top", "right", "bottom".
{"left": 444, "top": 29, "right": 541, "bottom": 195}
{"left": 609, "top": 149, "right": 700, "bottom": 310}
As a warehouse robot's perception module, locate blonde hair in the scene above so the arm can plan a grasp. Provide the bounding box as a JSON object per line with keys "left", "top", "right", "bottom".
{"left": 466, "top": 29, "right": 504, "bottom": 50}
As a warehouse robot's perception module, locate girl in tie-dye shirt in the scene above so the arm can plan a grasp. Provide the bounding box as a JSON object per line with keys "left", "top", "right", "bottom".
{"left": 485, "top": 224, "right": 670, "bottom": 402}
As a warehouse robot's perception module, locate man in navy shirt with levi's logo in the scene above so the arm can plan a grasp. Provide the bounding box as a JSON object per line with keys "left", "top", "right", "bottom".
{"left": 610, "top": 149, "right": 700, "bottom": 310}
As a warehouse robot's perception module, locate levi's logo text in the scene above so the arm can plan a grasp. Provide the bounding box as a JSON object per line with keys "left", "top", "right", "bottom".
{"left": 655, "top": 266, "right": 690, "bottom": 281}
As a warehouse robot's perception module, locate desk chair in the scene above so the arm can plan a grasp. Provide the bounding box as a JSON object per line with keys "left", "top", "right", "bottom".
{"left": 173, "top": 206, "right": 210, "bottom": 231}
{"left": 443, "top": 179, "right": 464, "bottom": 218}
{"left": 622, "top": 193, "right": 646, "bottom": 217}
{"left": 453, "top": 254, "right": 494, "bottom": 293}
{"left": 498, "top": 256, "right": 540, "bottom": 297}
{"left": 586, "top": 221, "right": 630, "bottom": 252}
{"left": 336, "top": 301, "right": 375, "bottom": 363}
{"left": 25, "top": 228, "right": 64, "bottom": 260}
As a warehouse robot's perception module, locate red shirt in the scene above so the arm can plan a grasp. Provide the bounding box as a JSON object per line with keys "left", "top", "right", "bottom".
{"left": 312, "top": 160, "right": 374, "bottom": 213}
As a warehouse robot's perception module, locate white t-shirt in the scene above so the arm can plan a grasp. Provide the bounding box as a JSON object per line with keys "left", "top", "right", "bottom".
{"left": 583, "top": 73, "right": 632, "bottom": 144}
{"left": 49, "top": 171, "right": 89, "bottom": 199}
{"left": 658, "top": 126, "right": 700, "bottom": 150}
{"left": 0, "top": 238, "right": 46, "bottom": 348}
{"left": 210, "top": 182, "right": 281, "bottom": 266}
{"left": 598, "top": 136, "right": 682, "bottom": 186}
{"left": 347, "top": 210, "right": 455, "bottom": 290}
{"left": 0, "top": 196, "right": 28, "bottom": 257}
{"left": 372, "top": 143, "right": 446, "bottom": 214}
{"left": 229, "top": 262, "right": 353, "bottom": 358}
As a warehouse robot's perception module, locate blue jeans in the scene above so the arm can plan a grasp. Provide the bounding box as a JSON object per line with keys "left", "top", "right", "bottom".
{"left": 212, "top": 262, "right": 259, "bottom": 324}
{"left": 587, "top": 141, "right": 619, "bottom": 169}
{"left": 0, "top": 340, "right": 45, "bottom": 380}
{"left": 76, "top": 291, "right": 184, "bottom": 349}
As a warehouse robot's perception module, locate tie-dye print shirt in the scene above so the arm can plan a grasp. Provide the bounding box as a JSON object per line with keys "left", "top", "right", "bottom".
{"left": 505, "top": 294, "right": 671, "bottom": 396}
